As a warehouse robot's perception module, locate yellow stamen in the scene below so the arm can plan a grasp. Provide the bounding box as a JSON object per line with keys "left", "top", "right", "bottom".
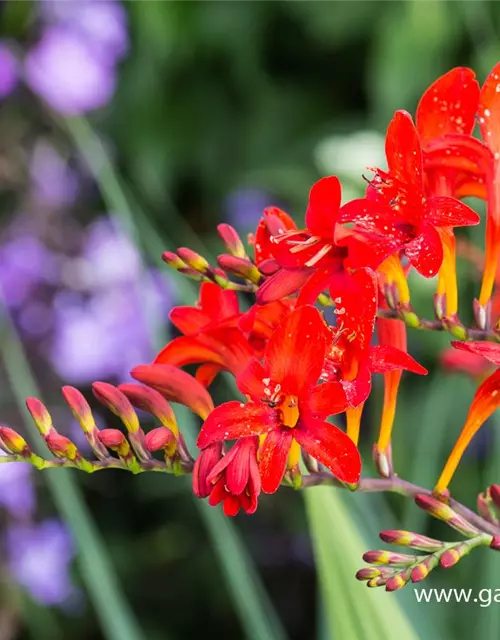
{"left": 436, "top": 228, "right": 458, "bottom": 316}
{"left": 280, "top": 395, "right": 299, "bottom": 428}
{"left": 346, "top": 403, "right": 364, "bottom": 445}
{"left": 378, "top": 255, "right": 410, "bottom": 304}
{"left": 377, "top": 370, "right": 402, "bottom": 452}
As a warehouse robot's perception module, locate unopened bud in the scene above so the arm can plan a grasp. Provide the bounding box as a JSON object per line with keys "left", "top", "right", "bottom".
{"left": 490, "top": 536, "right": 500, "bottom": 551}
{"left": 379, "top": 530, "right": 443, "bottom": 552}
{"left": 98, "top": 429, "right": 131, "bottom": 457}
{"left": 26, "top": 398, "right": 53, "bottom": 435}
{"left": 489, "top": 484, "right": 500, "bottom": 509}
{"left": 162, "top": 252, "right": 202, "bottom": 279}
{"left": 144, "top": 427, "right": 176, "bottom": 456}
{"left": 386, "top": 572, "right": 410, "bottom": 591}
{"left": 45, "top": 431, "right": 78, "bottom": 460}
{"left": 217, "top": 255, "right": 261, "bottom": 284}
{"left": 217, "top": 224, "right": 247, "bottom": 258}
{"left": 92, "top": 382, "right": 140, "bottom": 433}
{"left": 356, "top": 567, "right": 382, "bottom": 581}
{"left": 362, "top": 550, "right": 416, "bottom": 566}
{"left": 177, "top": 248, "right": 211, "bottom": 274}
{"left": 415, "top": 494, "right": 481, "bottom": 537}
{"left": 0, "top": 427, "right": 29, "bottom": 455}
{"left": 118, "top": 383, "right": 178, "bottom": 435}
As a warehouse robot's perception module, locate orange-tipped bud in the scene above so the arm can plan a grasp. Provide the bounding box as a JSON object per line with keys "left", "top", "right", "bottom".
{"left": 45, "top": 431, "right": 77, "bottom": 460}
{"left": 98, "top": 429, "right": 131, "bottom": 457}
{"left": 26, "top": 398, "right": 53, "bottom": 435}
{"left": 177, "top": 248, "right": 211, "bottom": 274}
{"left": 379, "top": 530, "right": 442, "bottom": 552}
{"left": 362, "top": 550, "right": 415, "bottom": 567}
{"left": 217, "top": 224, "right": 247, "bottom": 258}
{"left": 490, "top": 484, "right": 500, "bottom": 509}
{"left": 217, "top": 255, "right": 261, "bottom": 283}
{"left": 92, "top": 382, "right": 140, "bottom": 433}
{"left": 131, "top": 364, "right": 214, "bottom": 420}
{"left": 440, "top": 548, "right": 462, "bottom": 568}
{"left": 144, "top": 427, "right": 176, "bottom": 455}
{"left": 0, "top": 426, "right": 29, "bottom": 455}
{"left": 118, "top": 383, "right": 178, "bottom": 436}
{"left": 415, "top": 494, "right": 480, "bottom": 537}
{"left": 385, "top": 573, "right": 409, "bottom": 591}
{"left": 355, "top": 568, "right": 382, "bottom": 581}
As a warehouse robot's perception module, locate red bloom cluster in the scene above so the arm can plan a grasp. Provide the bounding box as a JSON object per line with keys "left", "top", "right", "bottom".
{"left": 131, "top": 63, "right": 500, "bottom": 515}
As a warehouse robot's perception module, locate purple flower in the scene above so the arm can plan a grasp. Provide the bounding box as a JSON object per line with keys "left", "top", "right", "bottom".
{"left": 24, "top": 26, "right": 116, "bottom": 115}
{"left": 49, "top": 218, "right": 174, "bottom": 382}
{"left": 41, "top": 0, "right": 129, "bottom": 64}
{"left": 0, "top": 43, "right": 18, "bottom": 99}
{"left": 0, "top": 455, "right": 35, "bottom": 519}
{"left": 224, "top": 188, "right": 272, "bottom": 231}
{"left": 6, "top": 519, "right": 76, "bottom": 606}
{"left": 30, "top": 141, "right": 79, "bottom": 208}
{"left": 0, "top": 235, "right": 59, "bottom": 308}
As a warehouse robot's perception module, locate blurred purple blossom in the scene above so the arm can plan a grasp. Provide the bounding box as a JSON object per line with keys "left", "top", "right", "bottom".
{"left": 0, "top": 43, "right": 18, "bottom": 99}
{"left": 41, "top": 0, "right": 129, "bottom": 64}
{"left": 49, "top": 218, "right": 173, "bottom": 383}
{"left": 224, "top": 188, "right": 272, "bottom": 231}
{"left": 25, "top": 26, "right": 117, "bottom": 116}
{"left": 30, "top": 141, "right": 79, "bottom": 208}
{"left": 6, "top": 519, "right": 77, "bottom": 606}
{"left": 0, "top": 235, "right": 59, "bottom": 308}
{"left": 0, "top": 455, "right": 35, "bottom": 519}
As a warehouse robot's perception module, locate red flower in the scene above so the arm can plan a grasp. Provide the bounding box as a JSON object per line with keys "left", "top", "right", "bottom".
{"left": 256, "top": 176, "right": 396, "bottom": 305}
{"left": 197, "top": 305, "right": 361, "bottom": 492}
{"left": 416, "top": 67, "right": 487, "bottom": 200}
{"left": 322, "top": 269, "right": 427, "bottom": 410}
{"left": 193, "top": 438, "right": 261, "bottom": 516}
{"left": 343, "top": 111, "right": 480, "bottom": 278}
{"left": 155, "top": 282, "right": 252, "bottom": 384}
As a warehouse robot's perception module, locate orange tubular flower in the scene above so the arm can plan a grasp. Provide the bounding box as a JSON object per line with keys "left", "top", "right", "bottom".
{"left": 478, "top": 62, "right": 500, "bottom": 313}
{"left": 197, "top": 305, "right": 361, "bottom": 492}
{"left": 435, "top": 341, "right": 500, "bottom": 494}
{"left": 375, "top": 316, "right": 408, "bottom": 453}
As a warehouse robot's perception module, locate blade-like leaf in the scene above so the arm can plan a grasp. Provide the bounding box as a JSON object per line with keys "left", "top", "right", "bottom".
{"left": 305, "top": 487, "right": 430, "bottom": 640}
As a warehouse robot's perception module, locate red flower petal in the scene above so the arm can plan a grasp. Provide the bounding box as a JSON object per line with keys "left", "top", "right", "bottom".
{"left": 131, "top": 364, "right": 214, "bottom": 420}
{"left": 385, "top": 110, "right": 423, "bottom": 194}
{"left": 369, "top": 345, "right": 428, "bottom": 375}
{"left": 416, "top": 68, "right": 479, "bottom": 146}
{"left": 193, "top": 443, "right": 223, "bottom": 498}
{"left": 427, "top": 196, "right": 480, "bottom": 227}
{"left": 305, "top": 176, "right": 341, "bottom": 238}
{"left": 155, "top": 328, "right": 253, "bottom": 378}
{"left": 199, "top": 282, "right": 240, "bottom": 320}
{"left": 306, "top": 381, "right": 349, "bottom": 418}
{"left": 169, "top": 306, "right": 212, "bottom": 335}
{"left": 197, "top": 402, "right": 279, "bottom": 449}
{"left": 295, "top": 268, "right": 333, "bottom": 306}
{"left": 294, "top": 417, "right": 361, "bottom": 484}
{"left": 264, "top": 305, "right": 329, "bottom": 395}
{"left": 404, "top": 223, "right": 443, "bottom": 277}
{"left": 341, "top": 363, "right": 372, "bottom": 407}
{"left": 338, "top": 198, "right": 399, "bottom": 234}
{"left": 254, "top": 207, "right": 297, "bottom": 265}
{"left": 479, "top": 62, "right": 500, "bottom": 156}
{"left": 451, "top": 341, "right": 500, "bottom": 366}
{"left": 195, "top": 363, "right": 223, "bottom": 388}
{"left": 236, "top": 358, "right": 268, "bottom": 401}
{"left": 257, "top": 267, "right": 313, "bottom": 304}
{"left": 259, "top": 428, "right": 293, "bottom": 494}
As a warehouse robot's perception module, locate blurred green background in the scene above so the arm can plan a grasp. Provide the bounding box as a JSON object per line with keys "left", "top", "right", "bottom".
{"left": 1, "top": 1, "right": 500, "bottom": 639}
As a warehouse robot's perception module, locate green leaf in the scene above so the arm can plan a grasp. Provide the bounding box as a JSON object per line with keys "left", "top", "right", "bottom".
{"left": 305, "top": 487, "right": 431, "bottom": 640}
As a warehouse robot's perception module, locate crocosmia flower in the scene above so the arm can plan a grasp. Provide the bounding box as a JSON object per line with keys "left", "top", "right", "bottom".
{"left": 197, "top": 305, "right": 361, "bottom": 492}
